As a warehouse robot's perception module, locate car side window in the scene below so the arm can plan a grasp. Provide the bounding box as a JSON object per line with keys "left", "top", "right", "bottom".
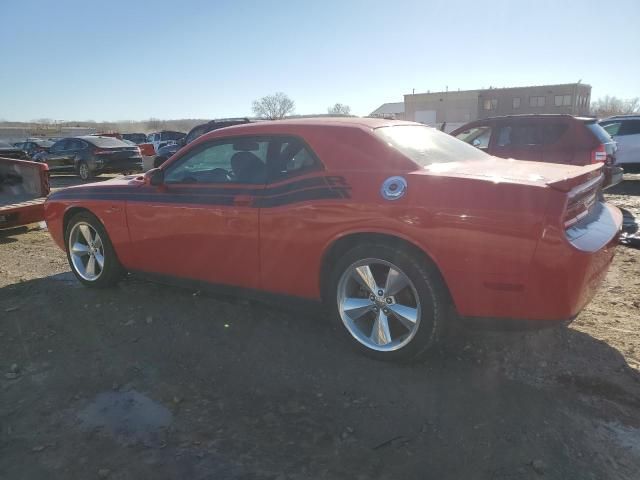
{"left": 455, "top": 126, "right": 492, "bottom": 149}
{"left": 619, "top": 120, "right": 640, "bottom": 136}
{"left": 601, "top": 122, "right": 621, "bottom": 136}
{"left": 164, "top": 137, "right": 268, "bottom": 185}
{"left": 496, "top": 124, "right": 539, "bottom": 147}
{"left": 268, "top": 137, "right": 321, "bottom": 182}
{"left": 53, "top": 139, "right": 69, "bottom": 152}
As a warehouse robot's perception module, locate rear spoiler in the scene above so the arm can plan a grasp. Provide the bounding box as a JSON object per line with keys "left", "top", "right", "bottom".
{"left": 545, "top": 163, "right": 603, "bottom": 193}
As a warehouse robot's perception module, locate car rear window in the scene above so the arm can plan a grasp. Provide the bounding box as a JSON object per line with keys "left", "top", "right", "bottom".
{"left": 375, "top": 125, "right": 488, "bottom": 165}
{"left": 584, "top": 121, "right": 612, "bottom": 143}
{"left": 86, "top": 136, "right": 130, "bottom": 148}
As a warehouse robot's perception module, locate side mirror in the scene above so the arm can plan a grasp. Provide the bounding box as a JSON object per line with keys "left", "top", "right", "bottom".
{"left": 145, "top": 168, "right": 164, "bottom": 186}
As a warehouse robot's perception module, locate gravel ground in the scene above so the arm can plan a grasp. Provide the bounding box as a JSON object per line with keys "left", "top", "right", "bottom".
{"left": 0, "top": 174, "right": 639, "bottom": 480}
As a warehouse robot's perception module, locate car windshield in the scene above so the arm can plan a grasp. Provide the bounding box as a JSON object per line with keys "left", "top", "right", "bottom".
{"left": 162, "top": 132, "right": 185, "bottom": 141}
{"left": 123, "top": 134, "right": 147, "bottom": 144}
{"left": 375, "top": 125, "right": 489, "bottom": 165}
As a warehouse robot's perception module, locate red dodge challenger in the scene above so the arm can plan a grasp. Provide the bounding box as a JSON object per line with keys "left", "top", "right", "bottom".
{"left": 44, "top": 118, "right": 622, "bottom": 360}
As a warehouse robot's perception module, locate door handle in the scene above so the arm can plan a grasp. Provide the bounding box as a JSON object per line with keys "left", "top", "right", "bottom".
{"left": 233, "top": 195, "right": 253, "bottom": 207}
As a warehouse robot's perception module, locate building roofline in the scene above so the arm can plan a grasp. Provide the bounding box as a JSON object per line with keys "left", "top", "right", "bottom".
{"left": 405, "top": 83, "right": 592, "bottom": 97}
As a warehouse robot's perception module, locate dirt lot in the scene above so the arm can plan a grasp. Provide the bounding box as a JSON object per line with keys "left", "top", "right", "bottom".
{"left": 1, "top": 174, "right": 639, "bottom": 479}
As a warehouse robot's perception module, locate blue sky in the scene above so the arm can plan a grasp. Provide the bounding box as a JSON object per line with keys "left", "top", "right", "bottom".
{"left": 1, "top": 0, "right": 638, "bottom": 121}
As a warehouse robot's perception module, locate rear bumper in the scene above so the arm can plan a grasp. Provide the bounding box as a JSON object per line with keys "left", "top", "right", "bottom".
{"left": 603, "top": 166, "right": 624, "bottom": 189}
{"left": 95, "top": 158, "right": 144, "bottom": 174}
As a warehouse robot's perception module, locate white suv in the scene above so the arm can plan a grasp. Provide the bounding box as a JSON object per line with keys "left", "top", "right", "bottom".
{"left": 599, "top": 116, "right": 640, "bottom": 172}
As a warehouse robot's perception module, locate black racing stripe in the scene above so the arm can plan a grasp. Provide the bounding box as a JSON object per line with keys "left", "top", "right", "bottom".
{"left": 49, "top": 176, "right": 352, "bottom": 208}
{"left": 50, "top": 176, "right": 349, "bottom": 199}
{"left": 52, "top": 192, "right": 236, "bottom": 206}
{"left": 253, "top": 187, "right": 351, "bottom": 208}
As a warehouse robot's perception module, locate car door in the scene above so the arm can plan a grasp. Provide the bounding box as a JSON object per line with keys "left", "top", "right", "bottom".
{"left": 46, "top": 139, "right": 71, "bottom": 170}
{"left": 613, "top": 120, "right": 640, "bottom": 166}
{"left": 258, "top": 136, "right": 327, "bottom": 297}
{"left": 124, "top": 136, "right": 267, "bottom": 289}
{"left": 491, "top": 119, "right": 543, "bottom": 161}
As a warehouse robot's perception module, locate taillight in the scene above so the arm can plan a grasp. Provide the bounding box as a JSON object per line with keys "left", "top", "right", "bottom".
{"left": 591, "top": 144, "right": 607, "bottom": 164}
{"left": 563, "top": 175, "right": 602, "bottom": 229}
{"left": 94, "top": 148, "right": 115, "bottom": 155}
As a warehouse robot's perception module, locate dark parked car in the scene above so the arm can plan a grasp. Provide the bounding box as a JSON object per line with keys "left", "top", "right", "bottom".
{"left": 0, "top": 141, "right": 28, "bottom": 160}
{"left": 33, "top": 136, "right": 143, "bottom": 181}
{"left": 13, "top": 139, "right": 54, "bottom": 158}
{"left": 451, "top": 114, "right": 622, "bottom": 188}
{"left": 122, "top": 133, "right": 148, "bottom": 144}
{"left": 153, "top": 118, "right": 251, "bottom": 167}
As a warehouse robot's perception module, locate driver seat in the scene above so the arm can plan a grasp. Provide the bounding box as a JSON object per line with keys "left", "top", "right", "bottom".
{"left": 230, "top": 152, "right": 265, "bottom": 184}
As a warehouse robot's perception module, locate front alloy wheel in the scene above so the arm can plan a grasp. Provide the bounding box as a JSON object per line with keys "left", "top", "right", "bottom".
{"left": 65, "top": 211, "right": 124, "bottom": 287}
{"left": 68, "top": 222, "right": 105, "bottom": 281}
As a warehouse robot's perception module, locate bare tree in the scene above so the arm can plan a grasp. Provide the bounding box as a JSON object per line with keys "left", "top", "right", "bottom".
{"left": 327, "top": 103, "right": 351, "bottom": 116}
{"left": 590, "top": 96, "right": 640, "bottom": 118}
{"left": 252, "top": 92, "right": 295, "bottom": 120}
{"left": 146, "top": 117, "right": 164, "bottom": 131}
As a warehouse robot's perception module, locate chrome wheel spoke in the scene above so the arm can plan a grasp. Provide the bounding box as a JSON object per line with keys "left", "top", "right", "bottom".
{"left": 86, "top": 255, "right": 96, "bottom": 276}
{"left": 79, "top": 224, "right": 93, "bottom": 245}
{"left": 385, "top": 267, "right": 409, "bottom": 296}
{"left": 352, "top": 265, "right": 379, "bottom": 294}
{"left": 71, "top": 242, "right": 90, "bottom": 256}
{"left": 93, "top": 236, "right": 103, "bottom": 250}
{"left": 342, "top": 297, "right": 374, "bottom": 321}
{"left": 94, "top": 252, "right": 105, "bottom": 269}
{"left": 388, "top": 304, "right": 418, "bottom": 330}
{"left": 371, "top": 310, "right": 392, "bottom": 346}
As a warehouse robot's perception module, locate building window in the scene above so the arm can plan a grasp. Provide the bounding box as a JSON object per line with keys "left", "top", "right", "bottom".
{"left": 483, "top": 98, "right": 497, "bottom": 111}
{"left": 513, "top": 97, "right": 521, "bottom": 109}
{"left": 555, "top": 95, "right": 572, "bottom": 106}
{"left": 529, "top": 96, "right": 546, "bottom": 107}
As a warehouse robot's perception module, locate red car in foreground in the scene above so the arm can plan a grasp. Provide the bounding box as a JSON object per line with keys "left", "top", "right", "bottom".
{"left": 44, "top": 118, "right": 622, "bottom": 361}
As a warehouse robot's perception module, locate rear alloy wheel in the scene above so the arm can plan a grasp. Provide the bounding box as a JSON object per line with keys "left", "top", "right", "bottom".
{"left": 77, "top": 160, "right": 92, "bottom": 181}
{"left": 331, "top": 244, "right": 447, "bottom": 361}
{"left": 66, "top": 212, "right": 124, "bottom": 287}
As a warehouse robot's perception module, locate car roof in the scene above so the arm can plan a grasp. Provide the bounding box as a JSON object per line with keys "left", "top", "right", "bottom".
{"left": 199, "top": 116, "right": 415, "bottom": 135}
{"left": 479, "top": 114, "right": 595, "bottom": 122}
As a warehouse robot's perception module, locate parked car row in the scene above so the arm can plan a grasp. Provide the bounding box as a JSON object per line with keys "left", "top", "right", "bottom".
{"left": 31, "top": 136, "right": 143, "bottom": 180}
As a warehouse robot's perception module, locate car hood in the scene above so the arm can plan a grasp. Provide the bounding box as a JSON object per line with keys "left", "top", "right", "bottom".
{"left": 417, "top": 156, "right": 603, "bottom": 192}
{"left": 48, "top": 175, "right": 145, "bottom": 199}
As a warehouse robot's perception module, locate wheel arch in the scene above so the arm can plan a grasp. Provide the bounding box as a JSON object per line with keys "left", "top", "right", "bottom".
{"left": 318, "top": 230, "right": 452, "bottom": 305}
{"left": 62, "top": 206, "right": 100, "bottom": 243}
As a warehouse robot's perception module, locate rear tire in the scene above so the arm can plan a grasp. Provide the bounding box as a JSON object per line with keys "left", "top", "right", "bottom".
{"left": 77, "top": 161, "right": 92, "bottom": 181}
{"left": 65, "top": 211, "right": 124, "bottom": 288}
{"left": 329, "top": 243, "right": 448, "bottom": 362}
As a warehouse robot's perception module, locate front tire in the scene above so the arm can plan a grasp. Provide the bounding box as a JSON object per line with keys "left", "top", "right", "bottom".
{"left": 329, "top": 243, "right": 448, "bottom": 362}
{"left": 65, "top": 212, "right": 124, "bottom": 287}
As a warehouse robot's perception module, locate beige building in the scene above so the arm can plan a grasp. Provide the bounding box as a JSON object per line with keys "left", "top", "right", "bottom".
{"left": 379, "top": 83, "right": 592, "bottom": 132}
